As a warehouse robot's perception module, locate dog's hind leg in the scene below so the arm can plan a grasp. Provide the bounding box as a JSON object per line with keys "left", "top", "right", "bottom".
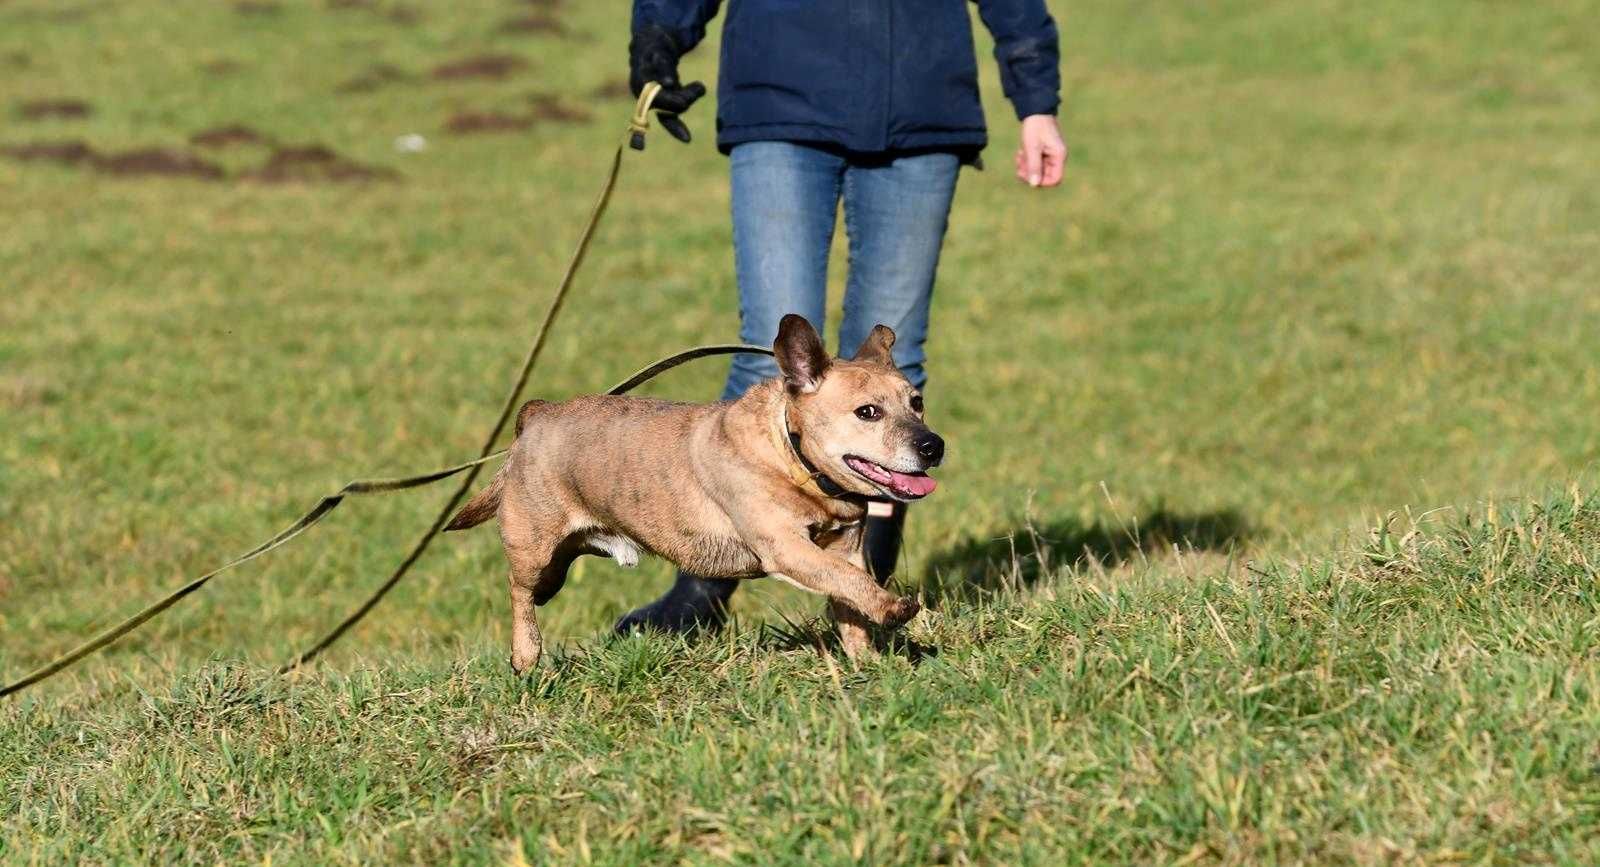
{"left": 498, "top": 490, "right": 575, "bottom": 675}
{"left": 504, "top": 541, "right": 580, "bottom": 675}
{"left": 505, "top": 548, "right": 546, "bottom": 676}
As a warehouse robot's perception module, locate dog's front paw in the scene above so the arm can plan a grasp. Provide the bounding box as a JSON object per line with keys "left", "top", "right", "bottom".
{"left": 509, "top": 648, "right": 542, "bottom": 677}
{"left": 837, "top": 621, "right": 877, "bottom": 659}
{"left": 879, "top": 595, "right": 921, "bottom": 629}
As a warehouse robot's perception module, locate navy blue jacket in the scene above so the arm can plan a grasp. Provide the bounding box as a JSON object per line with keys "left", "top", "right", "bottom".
{"left": 633, "top": 0, "right": 1060, "bottom": 156}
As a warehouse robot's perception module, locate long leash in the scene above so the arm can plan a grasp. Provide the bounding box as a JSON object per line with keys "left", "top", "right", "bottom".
{"left": 1, "top": 86, "right": 774, "bottom": 700}
{"left": 0, "top": 454, "right": 499, "bottom": 700}
{"left": 276, "top": 81, "right": 665, "bottom": 674}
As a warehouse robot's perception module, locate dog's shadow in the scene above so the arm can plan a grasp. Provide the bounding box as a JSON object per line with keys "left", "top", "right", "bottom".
{"left": 921, "top": 508, "right": 1252, "bottom": 606}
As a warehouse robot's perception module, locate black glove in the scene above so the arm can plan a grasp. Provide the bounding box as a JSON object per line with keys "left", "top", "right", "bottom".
{"left": 629, "top": 24, "right": 707, "bottom": 145}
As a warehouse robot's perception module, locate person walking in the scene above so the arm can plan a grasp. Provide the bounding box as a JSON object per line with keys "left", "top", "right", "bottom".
{"left": 616, "top": 0, "right": 1066, "bottom": 633}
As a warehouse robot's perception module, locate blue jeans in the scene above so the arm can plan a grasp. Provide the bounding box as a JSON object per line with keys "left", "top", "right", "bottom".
{"left": 722, "top": 142, "right": 961, "bottom": 400}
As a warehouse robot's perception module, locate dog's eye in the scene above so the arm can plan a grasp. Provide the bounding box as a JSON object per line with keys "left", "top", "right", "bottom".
{"left": 910, "top": 394, "right": 924, "bottom": 414}
{"left": 854, "top": 404, "right": 883, "bottom": 421}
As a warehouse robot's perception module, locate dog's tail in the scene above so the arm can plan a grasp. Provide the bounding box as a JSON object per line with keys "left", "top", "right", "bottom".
{"left": 445, "top": 470, "right": 504, "bottom": 532}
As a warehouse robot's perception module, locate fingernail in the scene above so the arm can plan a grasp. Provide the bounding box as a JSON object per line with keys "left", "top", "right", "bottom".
{"left": 1029, "top": 175, "right": 1041, "bottom": 187}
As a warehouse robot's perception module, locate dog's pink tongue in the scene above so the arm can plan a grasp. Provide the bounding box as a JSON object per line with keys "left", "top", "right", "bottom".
{"left": 890, "top": 470, "right": 937, "bottom": 497}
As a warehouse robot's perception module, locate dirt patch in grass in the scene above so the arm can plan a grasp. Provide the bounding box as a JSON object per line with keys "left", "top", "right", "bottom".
{"left": 336, "top": 63, "right": 410, "bottom": 94}
{"left": 5, "top": 141, "right": 225, "bottom": 180}
{"left": 245, "top": 145, "right": 396, "bottom": 183}
{"left": 4, "top": 138, "right": 388, "bottom": 184}
{"left": 33, "top": 4, "right": 98, "bottom": 23}
{"left": 445, "top": 95, "right": 590, "bottom": 135}
{"left": 190, "top": 124, "right": 273, "bottom": 148}
{"left": 445, "top": 112, "right": 533, "bottom": 135}
{"left": 497, "top": 14, "right": 565, "bottom": 36}
{"left": 324, "top": 0, "right": 420, "bottom": 24}
{"left": 17, "top": 99, "right": 92, "bottom": 120}
{"left": 95, "top": 148, "right": 225, "bottom": 180}
{"left": 526, "top": 93, "right": 591, "bottom": 123}
{"left": 4, "top": 52, "right": 30, "bottom": 69}
{"left": 2, "top": 140, "right": 98, "bottom": 165}
{"left": 386, "top": 4, "right": 421, "bottom": 25}
{"left": 201, "top": 58, "right": 244, "bottom": 77}
{"left": 431, "top": 54, "right": 527, "bottom": 81}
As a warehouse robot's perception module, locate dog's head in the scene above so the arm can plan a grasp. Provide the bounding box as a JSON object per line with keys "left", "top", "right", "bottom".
{"left": 774, "top": 314, "right": 943, "bottom": 502}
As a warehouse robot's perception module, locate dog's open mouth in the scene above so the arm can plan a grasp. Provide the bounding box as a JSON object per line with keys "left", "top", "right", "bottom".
{"left": 844, "top": 455, "right": 937, "bottom": 499}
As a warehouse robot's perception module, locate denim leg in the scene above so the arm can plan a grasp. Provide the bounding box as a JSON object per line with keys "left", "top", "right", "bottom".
{"left": 838, "top": 151, "right": 961, "bottom": 390}
{"left": 724, "top": 142, "right": 846, "bottom": 400}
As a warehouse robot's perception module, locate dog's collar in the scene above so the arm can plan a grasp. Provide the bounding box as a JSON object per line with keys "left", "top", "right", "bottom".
{"left": 775, "top": 402, "right": 857, "bottom": 501}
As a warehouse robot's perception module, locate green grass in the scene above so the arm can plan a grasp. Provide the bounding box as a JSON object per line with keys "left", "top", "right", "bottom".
{"left": 2, "top": 0, "right": 1599, "bottom": 861}
{"left": 7, "top": 491, "right": 1600, "bottom": 862}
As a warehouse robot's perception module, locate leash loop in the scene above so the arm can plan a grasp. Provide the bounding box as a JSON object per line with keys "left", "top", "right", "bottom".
{"left": 628, "top": 81, "right": 663, "bottom": 151}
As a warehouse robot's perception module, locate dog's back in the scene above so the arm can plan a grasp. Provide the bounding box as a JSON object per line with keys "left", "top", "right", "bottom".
{"left": 451, "top": 392, "right": 764, "bottom": 577}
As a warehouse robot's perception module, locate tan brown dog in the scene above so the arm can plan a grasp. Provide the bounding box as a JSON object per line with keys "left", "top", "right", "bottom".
{"left": 446, "top": 314, "right": 944, "bottom": 671}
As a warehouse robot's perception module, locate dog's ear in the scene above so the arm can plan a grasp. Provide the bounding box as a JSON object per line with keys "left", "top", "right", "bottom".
{"left": 851, "top": 324, "right": 896, "bottom": 367}
{"left": 775, "top": 314, "right": 830, "bottom": 394}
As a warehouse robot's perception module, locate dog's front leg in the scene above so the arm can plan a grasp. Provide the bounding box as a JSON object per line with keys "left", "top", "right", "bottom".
{"left": 823, "top": 527, "right": 878, "bottom": 659}
{"left": 760, "top": 536, "right": 920, "bottom": 652}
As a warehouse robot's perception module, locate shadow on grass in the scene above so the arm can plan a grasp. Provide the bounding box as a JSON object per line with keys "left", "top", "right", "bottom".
{"left": 923, "top": 508, "right": 1253, "bottom": 605}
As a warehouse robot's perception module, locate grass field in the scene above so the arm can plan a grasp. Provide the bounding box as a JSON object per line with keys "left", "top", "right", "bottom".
{"left": 3, "top": 0, "right": 1599, "bottom": 862}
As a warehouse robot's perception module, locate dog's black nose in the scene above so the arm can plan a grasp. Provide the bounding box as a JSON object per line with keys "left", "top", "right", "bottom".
{"left": 914, "top": 431, "right": 945, "bottom": 466}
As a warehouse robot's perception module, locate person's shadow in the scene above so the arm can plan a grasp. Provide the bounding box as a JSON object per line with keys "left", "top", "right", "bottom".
{"left": 922, "top": 508, "right": 1252, "bottom": 605}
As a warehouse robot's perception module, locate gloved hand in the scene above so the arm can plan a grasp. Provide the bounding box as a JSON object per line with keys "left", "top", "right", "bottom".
{"left": 629, "top": 24, "right": 707, "bottom": 145}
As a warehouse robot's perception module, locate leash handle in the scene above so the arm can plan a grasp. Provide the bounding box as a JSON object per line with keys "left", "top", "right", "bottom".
{"left": 628, "top": 81, "right": 664, "bottom": 151}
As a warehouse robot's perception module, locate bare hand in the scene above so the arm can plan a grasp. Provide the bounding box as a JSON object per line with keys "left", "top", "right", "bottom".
{"left": 1014, "top": 114, "right": 1067, "bottom": 188}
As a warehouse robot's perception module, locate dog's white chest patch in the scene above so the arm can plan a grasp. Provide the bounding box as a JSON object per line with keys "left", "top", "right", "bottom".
{"left": 589, "top": 532, "right": 642, "bottom": 568}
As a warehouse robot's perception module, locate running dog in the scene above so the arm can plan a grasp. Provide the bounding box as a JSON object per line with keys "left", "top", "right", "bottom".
{"left": 446, "top": 314, "right": 944, "bottom": 671}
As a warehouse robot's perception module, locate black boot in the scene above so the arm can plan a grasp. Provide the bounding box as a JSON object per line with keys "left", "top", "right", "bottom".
{"left": 613, "top": 570, "right": 739, "bottom": 635}
{"left": 863, "top": 501, "right": 907, "bottom": 584}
